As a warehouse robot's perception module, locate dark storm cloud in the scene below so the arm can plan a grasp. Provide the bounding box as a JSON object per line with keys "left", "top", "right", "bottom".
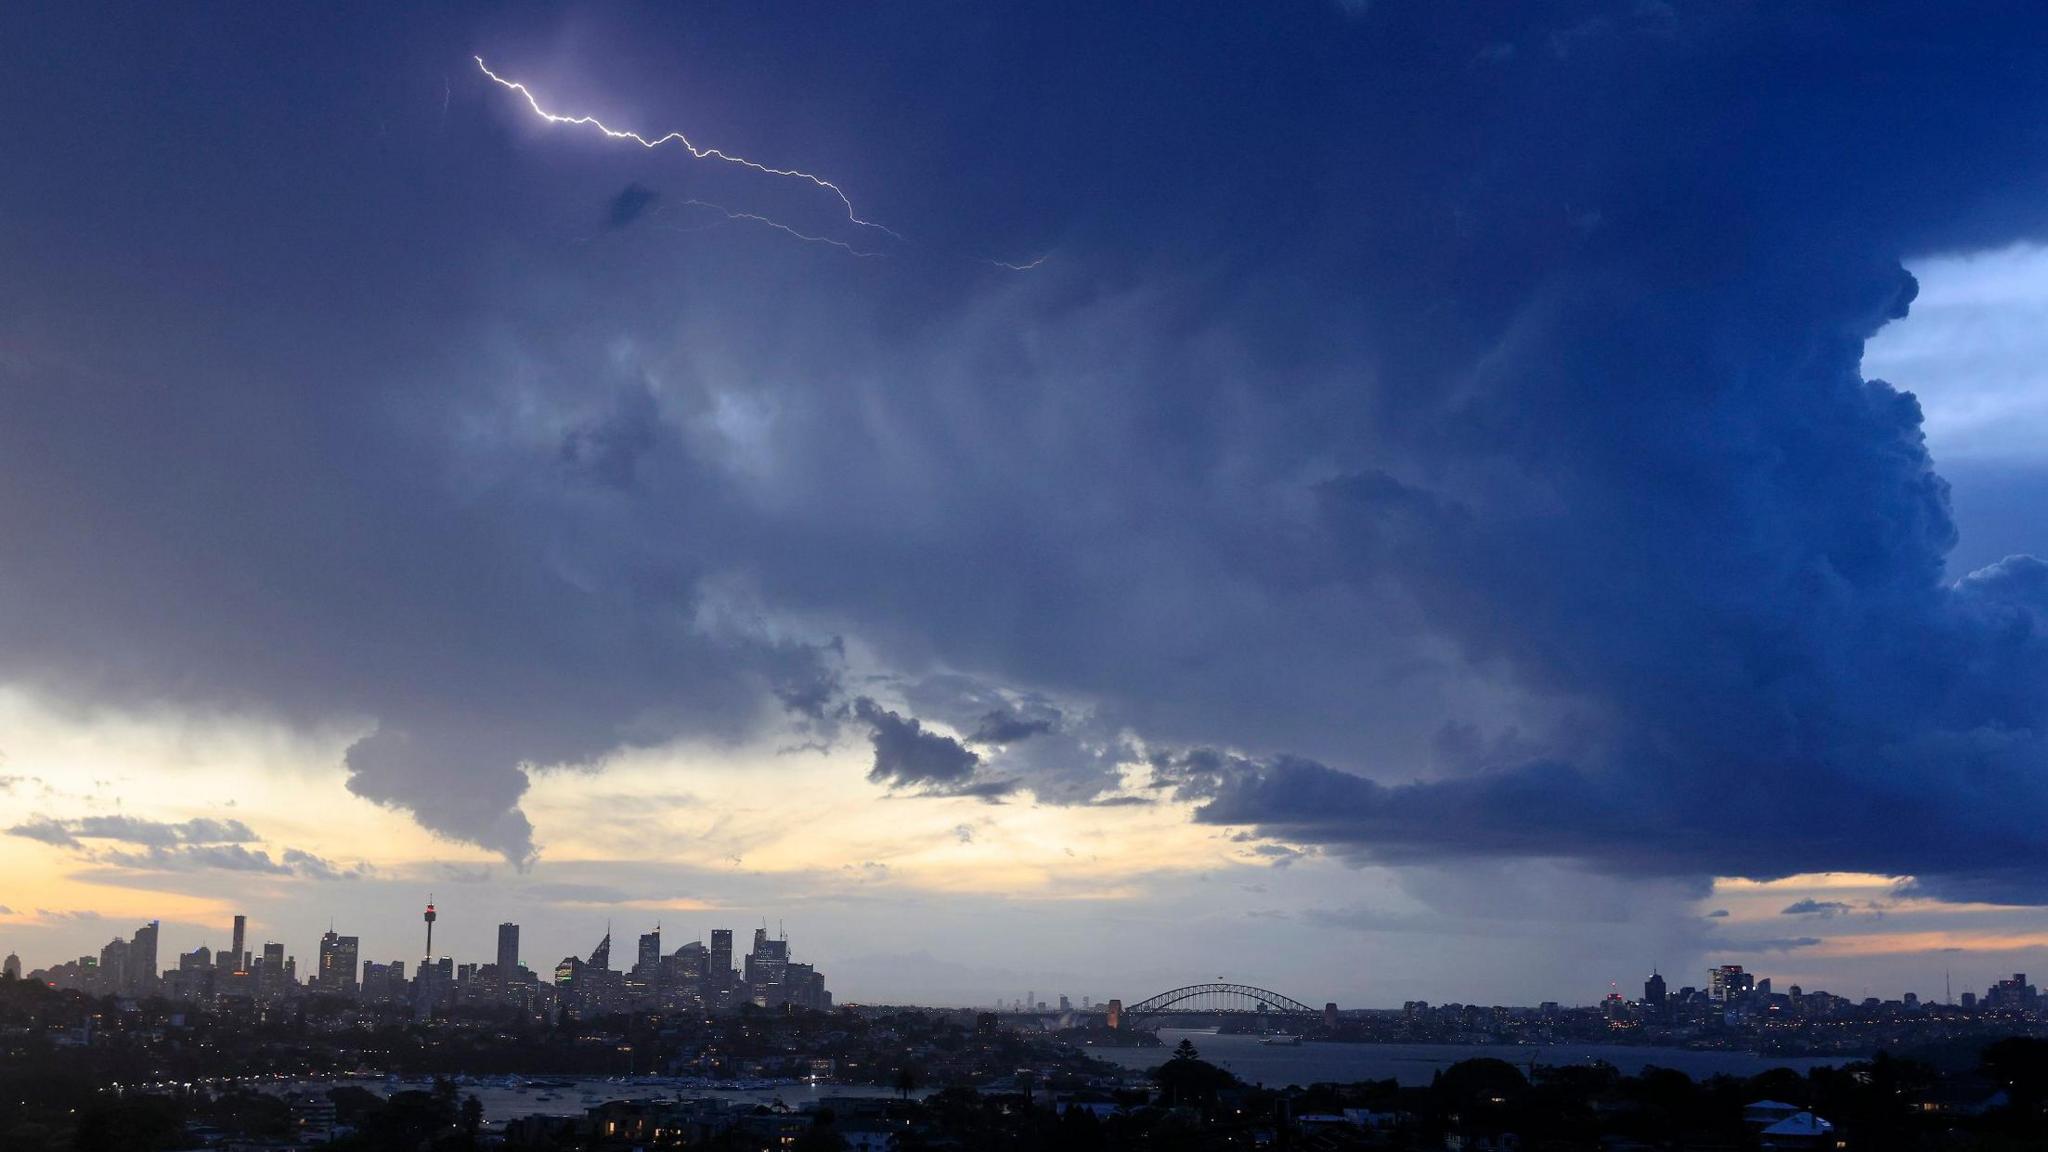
{"left": 9, "top": 815, "right": 362, "bottom": 879}
{"left": 898, "top": 677, "right": 1123, "bottom": 803}
{"left": 970, "top": 710, "right": 1054, "bottom": 745}
{"left": 1782, "top": 899, "right": 1852, "bottom": 918}
{"left": 2, "top": 1, "right": 2047, "bottom": 901}
{"left": 1080, "top": 795, "right": 1154, "bottom": 808}
{"left": 281, "top": 848, "right": 367, "bottom": 881}
{"left": 1105, "top": 2, "right": 2048, "bottom": 904}
{"left": 605, "top": 182, "right": 660, "bottom": 230}
{"left": 7, "top": 819, "right": 82, "bottom": 847}
{"left": 8, "top": 816, "right": 260, "bottom": 849}
{"left": 1717, "top": 937, "right": 1825, "bottom": 954}
{"left": 851, "top": 697, "right": 1013, "bottom": 797}
{"left": 90, "top": 842, "right": 357, "bottom": 879}
{"left": 99, "top": 843, "right": 293, "bottom": 874}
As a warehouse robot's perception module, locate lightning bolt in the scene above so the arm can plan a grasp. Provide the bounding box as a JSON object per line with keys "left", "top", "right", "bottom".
{"left": 982, "top": 255, "right": 1050, "bottom": 272}
{"left": 671, "top": 200, "right": 882, "bottom": 258}
{"left": 476, "top": 56, "right": 899, "bottom": 240}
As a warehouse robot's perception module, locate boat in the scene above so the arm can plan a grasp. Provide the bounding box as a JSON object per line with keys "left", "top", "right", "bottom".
{"left": 1260, "top": 1034, "right": 1302, "bottom": 1046}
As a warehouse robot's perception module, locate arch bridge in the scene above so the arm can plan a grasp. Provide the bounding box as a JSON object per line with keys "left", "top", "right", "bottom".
{"left": 1120, "top": 982, "right": 1322, "bottom": 1023}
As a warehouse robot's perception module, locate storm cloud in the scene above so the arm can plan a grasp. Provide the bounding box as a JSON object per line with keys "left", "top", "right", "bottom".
{"left": 851, "top": 697, "right": 1005, "bottom": 797}
{"left": 8, "top": 816, "right": 260, "bottom": 850}
{"left": 0, "top": 0, "right": 2045, "bottom": 906}
{"left": 604, "top": 182, "right": 660, "bottom": 230}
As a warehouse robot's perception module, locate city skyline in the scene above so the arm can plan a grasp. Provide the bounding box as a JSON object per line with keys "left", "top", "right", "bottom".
{"left": 5, "top": 4, "right": 2048, "bottom": 1011}
{"left": 5, "top": 898, "right": 2033, "bottom": 1014}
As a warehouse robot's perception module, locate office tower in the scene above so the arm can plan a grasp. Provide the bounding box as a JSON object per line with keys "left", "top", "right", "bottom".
{"left": 361, "top": 961, "right": 388, "bottom": 1003}
{"left": 318, "top": 931, "right": 360, "bottom": 995}
{"left": 496, "top": 923, "right": 520, "bottom": 992}
{"left": 710, "top": 929, "right": 733, "bottom": 990}
{"left": 744, "top": 929, "right": 788, "bottom": 1002}
{"left": 589, "top": 929, "right": 612, "bottom": 970}
{"left": 1644, "top": 970, "right": 1667, "bottom": 1006}
{"left": 629, "top": 928, "right": 663, "bottom": 1003}
{"left": 2, "top": 952, "right": 19, "bottom": 980}
{"left": 258, "top": 940, "right": 285, "bottom": 996}
{"left": 1708, "top": 964, "right": 1753, "bottom": 1002}
{"left": 422, "top": 898, "right": 437, "bottom": 961}
{"left": 662, "top": 940, "right": 708, "bottom": 1009}
{"left": 129, "top": 920, "right": 160, "bottom": 995}
{"left": 99, "top": 937, "right": 130, "bottom": 994}
{"left": 1987, "top": 973, "right": 2038, "bottom": 1009}
{"left": 231, "top": 915, "right": 247, "bottom": 973}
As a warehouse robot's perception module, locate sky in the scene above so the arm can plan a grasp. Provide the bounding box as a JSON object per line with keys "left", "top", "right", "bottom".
{"left": 3, "top": 2, "right": 2047, "bottom": 1008}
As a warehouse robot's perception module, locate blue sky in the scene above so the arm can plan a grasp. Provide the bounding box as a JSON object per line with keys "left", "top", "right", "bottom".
{"left": 2, "top": 2, "right": 2047, "bottom": 1006}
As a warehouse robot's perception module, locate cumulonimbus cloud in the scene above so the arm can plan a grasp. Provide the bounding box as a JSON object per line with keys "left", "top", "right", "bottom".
{"left": 0, "top": 3, "right": 2044, "bottom": 902}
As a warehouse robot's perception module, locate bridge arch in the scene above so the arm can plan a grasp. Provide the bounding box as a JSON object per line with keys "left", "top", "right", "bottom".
{"left": 1121, "top": 982, "right": 1320, "bottom": 1021}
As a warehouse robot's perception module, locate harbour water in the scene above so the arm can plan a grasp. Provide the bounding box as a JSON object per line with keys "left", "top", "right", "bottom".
{"left": 1089, "top": 1028, "right": 1845, "bottom": 1088}
{"left": 263, "top": 1076, "right": 919, "bottom": 1124}
{"left": 263, "top": 1033, "right": 1847, "bottom": 1123}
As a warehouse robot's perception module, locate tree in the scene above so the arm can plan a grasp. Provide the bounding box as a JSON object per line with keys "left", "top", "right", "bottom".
{"left": 1058, "top": 1103, "right": 1106, "bottom": 1152}
{"left": 1153, "top": 1053, "right": 1237, "bottom": 1107}
{"left": 793, "top": 1108, "right": 849, "bottom": 1152}
{"left": 1433, "top": 1057, "right": 1528, "bottom": 1109}
{"left": 895, "top": 1064, "right": 919, "bottom": 1100}
{"left": 459, "top": 1094, "right": 483, "bottom": 1147}
{"left": 71, "top": 1096, "right": 184, "bottom": 1152}
{"left": 1172, "top": 1037, "right": 1200, "bottom": 1062}
{"left": 1982, "top": 1036, "right": 2048, "bottom": 1129}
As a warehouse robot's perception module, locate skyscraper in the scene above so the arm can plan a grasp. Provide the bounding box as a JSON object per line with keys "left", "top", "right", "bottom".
{"left": 1644, "top": 970, "right": 1667, "bottom": 1006}
{"left": 98, "top": 937, "right": 130, "bottom": 995}
{"left": 743, "top": 927, "right": 788, "bottom": 1004}
{"left": 2, "top": 952, "right": 19, "bottom": 980}
{"left": 1708, "top": 964, "right": 1753, "bottom": 1002}
{"left": 231, "top": 914, "right": 247, "bottom": 973}
{"left": 422, "top": 898, "right": 437, "bottom": 961}
{"left": 631, "top": 928, "right": 662, "bottom": 1001}
{"left": 128, "top": 921, "right": 160, "bottom": 996}
{"left": 663, "top": 940, "right": 709, "bottom": 1009}
{"left": 709, "top": 929, "right": 733, "bottom": 991}
{"left": 258, "top": 941, "right": 286, "bottom": 1001}
{"left": 496, "top": 922, "right": 520, "bottom": 992}
{"left": 318, "top": 931, "right": 360, "bottom": 995}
